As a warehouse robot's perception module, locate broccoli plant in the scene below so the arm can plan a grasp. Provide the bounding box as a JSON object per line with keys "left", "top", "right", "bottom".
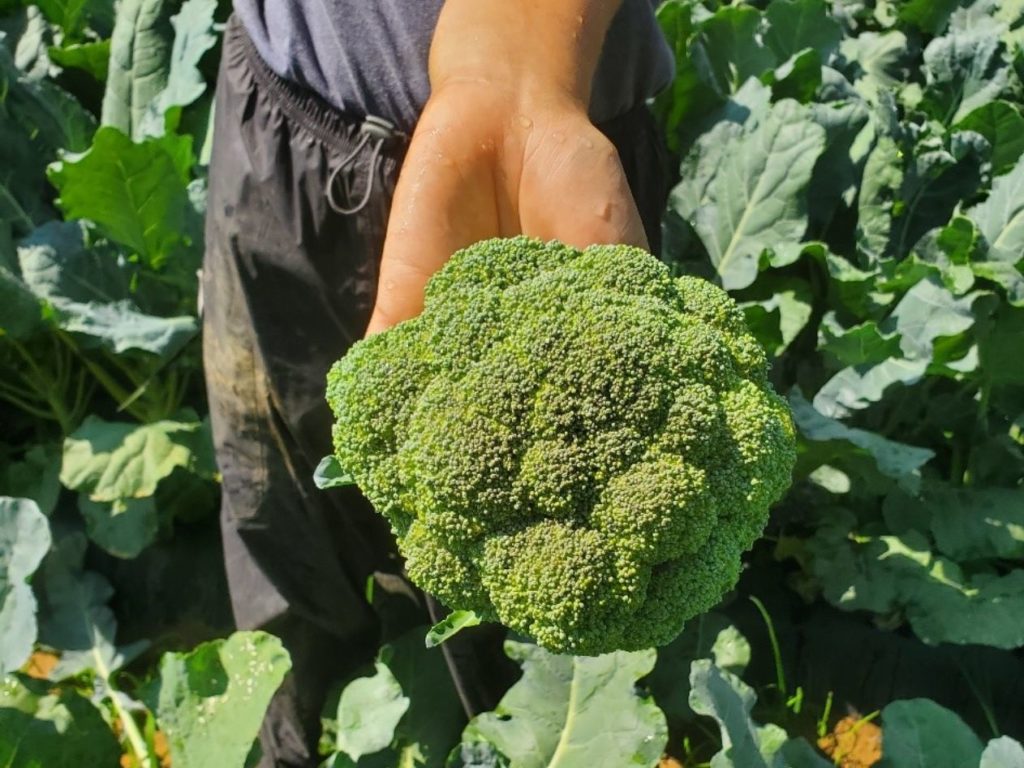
{"left": 327, "top": 237, "right": 796, "bottom": 655}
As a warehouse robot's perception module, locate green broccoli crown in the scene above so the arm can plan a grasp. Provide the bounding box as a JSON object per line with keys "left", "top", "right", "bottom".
{"left": 327, "top": 237, "right": 796, "bottom": 656}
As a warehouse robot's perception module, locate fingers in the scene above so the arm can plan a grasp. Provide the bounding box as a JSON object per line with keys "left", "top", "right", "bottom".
{"left": 519, "top": 123, "right": 649, "bottom": 252}
{"left": 366, "top": 103, "right": 648, "bottom": 338}
{"left": 366, "top": 122, "right": 503, "bottom": 336}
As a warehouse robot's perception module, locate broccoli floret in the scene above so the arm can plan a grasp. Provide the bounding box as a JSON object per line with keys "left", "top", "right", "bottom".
{"left": 326, "top": 237, "right": 796, "bottom": 656}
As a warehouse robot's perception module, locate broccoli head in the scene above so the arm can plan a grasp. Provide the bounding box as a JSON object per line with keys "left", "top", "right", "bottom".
{"left": 327, "top": 237, "right": 796, "bottom": 656}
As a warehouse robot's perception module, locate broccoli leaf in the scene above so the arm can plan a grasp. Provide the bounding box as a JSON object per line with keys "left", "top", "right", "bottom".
{"left": 0, "top": 675, "right": 121, "bottom": 768}
{"left": 138, "top": 0, "right": 219, "bottom": 137}
{"left": 981, "top": 737, "right": 1024, "bottom": 768}
{"left": 880, "top": 699, "right": 983, "bottom": 768}
{"left": 48, "top": 127, "right": 201, "bottom": 271}
{"left": 688, "top": 660, "right": 829, "bottom": 768}
{"left": 61, "top": 414, "right": 215, "bottom": 503}
{"left": 48, "top": 39, "right": 110, "bottom": 80}
{"left": 967, "top": 154, "right": 1024, "bottom": 263}
{"left": 670, "top": 99, "right": 826, "bottom": 290}
{"left": 142, "top": 632, "right": 291, "bottom": 768}
{"left": 0, "top": 497, "right": 50, "bottom": 675}
{"left": 313, "top": 455, "right": 357, "bottom": 490}
{"left": 425, "top": 610, "right": 481, "bottom": 649}
{"left": 101, "top": 0, "right": 176, "bottom": 139}
{"left": 16, "top": 220, "right": 198, "bottom": 357}
{"left": 35, "top": 533, "right": 147, "bottom": 679}
{"left": 955, "top": 101, "right": 1024, "bottom": 175}
{"left": 452, "top": 641, "right": 666, "bottom": 768}
{"left": 77, "top": 496, "right": 158, "bottom": 559}
{"left": 333, "top": 661, "right": 410, "bottom": 762}
{"left": 790, "top": 391, "right": 934, "bottom": 491}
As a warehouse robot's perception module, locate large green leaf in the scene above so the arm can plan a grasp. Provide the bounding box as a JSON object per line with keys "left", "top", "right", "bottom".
{"left": 0, "top": 497, "right": 50, "bottom": 675}
{"left": 891, "top": 134, "right": 987, "bottom": 260}
{"left": 452, "top": 641, "right": 666, "bottom": 768}
{"left": 880, "top": 699, "right": 983, "bottom": 768}
{"left": 0, "top": 42, "right": 95, "bottom": 235}
{"left": 967, "top": 153, "right": 1024, "bottom": 262}
{"left": 2, "top": 5, "right": 53, "bottom": 79}
{"left": 884, "top": 486, "right": 1024, "bottom": 562}
{"left": 380, "top": 628, "right": 465, "bottom": 768}
{"left": 840, "top": 30, "right": 911, "bottom": 104}
{"left": 973, "top": 261, "right": 1024, "bottom": 306}
{"left": 978, "top": 304, "right": 1024, "bottom": 384}
{"left": 78, "top": 496, "right": 158, "bottom": 559}
{"left": 807, "top": 98, "right": 871, "bottom": 229}
{"left": 101, "top": 0, "right": 177, "bottom": 139}
{"left": 0, "top": 264, "right": 44, "bottom": 339}
{"left": 888, "top": 277, "right": 979, "bottom": 361}
{"left": 652, "top": 0, "right": 720, "bottom": 151}
{"left": 60, "top": 414, "right": 214, "bottom": 502}
{"left": 857, "top": 133, "right": 903, "bottom": 262}
{"left": 805, "top": 520, "right": 1024, "bottom": 649}
{"left": 981, "top": 737, "right": 1024, "bottom": 768}
{"left": 688, "top": 660, "right": 828, "bottom": 768}
{"left": 0, "top": 675, "right": 121, "bottom": 767}
{"left": 897, "top": 0, "right": 961, "bottom": 34}
{"left": 48, "top": 39, "right": 110, "bottom": 81}
{"left": 763, "top": 0, "right": 842, "bottom": 62}
{"left": 689, "top": 660, "right": 785, "bottom": 768}
{"left": 34, "top": 0, "right": 99, "bottom": 40}
{"left": 819, "top": 316, "right": 902, "bottom": 366}
{"left": 16, "top": 220, "right": 198, "bottom": 356}
{"left": 791, "top": 391, "right": 934, "bottom": 491}
{"left": 35, "top": 533, "right": 146, "bottom": 679}
{"left": 0, "top": 445, "right": 62, "bottom": 516}
{"left": 334, "top": 661, "right": 410, "bottom": 762}
{"left": 920, "top": 15, "right": 1010, "bottom": 124}
{"left": 670, "top": 99, "right": 825, "bottom": 290}
{"left": 139, "top": 0, "right": 218, "bottom": 137}
{"left": 48, "top": 126, "right": 200, "bottom": 270}
{"left": 57, "top": 298, "right": 198, "bottom": 355}
{"left": 955, "top": 100, "right": 1024, "bottom": 175}
{"left": 648, "top": 613, "right": 750, "bottom": 725}
{"left": 144, "top": 631, "right": 291, "bottom": 768}
{"left": 740, "top": 276, "right": 813, "bottom": 356}
{"left": 690, "top": 5, "right": 776, "bottom": 98}
{"left": 812, "top": 358, "right": 928, "bottom": 418}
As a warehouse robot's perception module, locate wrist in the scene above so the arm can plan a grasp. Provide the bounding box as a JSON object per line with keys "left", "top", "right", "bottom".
{"left": 429, "top": 0, "right": 622, "bottom": 109}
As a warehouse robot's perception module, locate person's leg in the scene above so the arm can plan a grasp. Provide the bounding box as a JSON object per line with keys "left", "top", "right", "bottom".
{"left": 203, "top": 17, "right": 409, "bottom": 766}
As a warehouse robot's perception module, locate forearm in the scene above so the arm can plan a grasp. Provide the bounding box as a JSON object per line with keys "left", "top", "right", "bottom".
{"left": 430, "top": 0, "right": 624, "bottom": 108}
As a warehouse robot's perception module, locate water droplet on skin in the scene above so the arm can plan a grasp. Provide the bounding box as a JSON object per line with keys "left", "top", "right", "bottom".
{"left": 518, "top": 115, "right": 532, "bottom": 129}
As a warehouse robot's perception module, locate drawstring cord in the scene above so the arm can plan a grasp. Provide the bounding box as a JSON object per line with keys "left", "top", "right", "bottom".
{"left": 327, "top": 116, "right": 401, "bottom": 215}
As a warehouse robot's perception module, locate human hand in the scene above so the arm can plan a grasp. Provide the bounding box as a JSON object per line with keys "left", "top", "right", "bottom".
{"left": 364, "top": 0, "right": 644, "bottom": 335}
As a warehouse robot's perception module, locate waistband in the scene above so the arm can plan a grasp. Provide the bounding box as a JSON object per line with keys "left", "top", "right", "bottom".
{"left": 225, "top": 14, "right": 408, "bottom": 154}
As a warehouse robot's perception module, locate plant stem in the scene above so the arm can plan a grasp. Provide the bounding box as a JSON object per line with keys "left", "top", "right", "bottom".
{"left": 9, "top": 339, "right": 74, "bottom": 432}
{"left": 749, "top": 596, "right": 787, "bottom": 699}
{"left": 93, "top": 648, "right": 153, "bottom": 768}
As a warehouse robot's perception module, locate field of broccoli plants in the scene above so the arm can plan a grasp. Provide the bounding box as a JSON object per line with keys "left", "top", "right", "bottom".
{"left": 1, "top": 0, "right": 1023, "bottom": 765}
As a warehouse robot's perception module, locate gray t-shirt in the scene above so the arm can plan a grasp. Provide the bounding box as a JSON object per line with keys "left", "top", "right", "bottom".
{"left": 235, "top": 1, "right": 674, "bottom": 132}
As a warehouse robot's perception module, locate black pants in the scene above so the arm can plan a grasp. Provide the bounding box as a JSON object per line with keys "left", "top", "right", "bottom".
{"left": 203, "top": 16, "right": 670, "bottom": 767}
